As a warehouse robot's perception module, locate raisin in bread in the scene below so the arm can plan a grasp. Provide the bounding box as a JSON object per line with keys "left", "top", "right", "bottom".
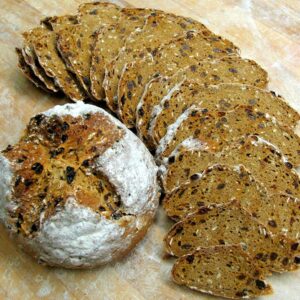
{"left": 116, "top": 33, "right": 239, "bottom": 127}
{"left": 152, "top": 83, "right": 300, "bottom": 149}
{"left": 162, "top": 135, "right": 300, "bottom": 195}
{"left": 136, "top": 56, "right": 268, "bottom": 149}
{"left": 103, "top": 12, "right": 214, "bottom": 114}
{"left": 90, "top": 8, "right": 155, "bottom": 101}
{"left": 56, "top": 2, "right": 122, "bottom": 97}
{"left": 0, "top": 102, "right": 159, "bottom": 269}
{"left": 156, "top": 105, "right": 300, "bottom": 164}
{"left": 172, "top": 245, "right": 273, "bottom": 299}
{"left": 165, "top": 200, "right": 300, "bottom": 273}
{"left": 24, "top": 16, "right": 86, "bottom": 101}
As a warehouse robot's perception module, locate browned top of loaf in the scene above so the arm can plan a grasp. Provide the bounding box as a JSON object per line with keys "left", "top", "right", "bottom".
{"left": 29, "top": 26, "right": 86, "bottom": 102}
{"left": 136, "top": 56, "right": 268, "bottom": 149}
{"left": 152, "top": 83, "right": 300, "bottom": 148}
{"left": 56, "top": 2, "right": 121, "bottom": 97}
{"left": 22, "top": 28, "right": 59, "bottom": 92}
{"left": 103, "top": 12, "right": 214, "bottom": 113}
{"left": 117, "top": 32, "right": 239, "bottom": 127}
{"left": 2, "top": 112, "right": 126, "bottom": 238}
{"left": 165, "top": 200, "right": 300, "bottom": 273}
{"left": 15, "top": 48, "right": 50, "bottom": 92}
{"left": 172, "top": 245, "right": 273, "bottom": 299}
{"left": 162, "top": 135, "right": 300, "bottom": 195}
{"left": 156, "top": 105, "right": 300, "bottom": 166}
{"left": 90, "top": 8, "right": 154, "bottom": 101}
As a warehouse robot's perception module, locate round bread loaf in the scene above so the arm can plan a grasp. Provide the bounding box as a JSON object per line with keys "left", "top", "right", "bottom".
{"left": 0, "top": 102, "right": 159, "bottom": 269}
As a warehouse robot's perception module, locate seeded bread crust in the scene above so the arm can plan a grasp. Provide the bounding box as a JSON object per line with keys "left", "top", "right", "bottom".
{"left": 155, "top": 105, "right": 300, "bottom": 164}
{"left": 56, "top": 2, "right": 122, "bottom": 98}
{"left": 103, "top": 12, "right": 211, "bottom": 114}
{"left": 152, "top": 83, "right": 300, "bottom": 151}
{"left": 162, "top": 135, "right": 300, "bottom": 195}
{"left": 25, "top": 21, "right": 86, "bottom": 101}
{"left": 117, "top": 32, "right": 239, "bottom": 127}
{"left": 136, "top": 56, "right": 268, "bottom": 149}
{"left": 172, "top": 245, "right": 273, "bottom": 299}
{"left": 0, "top": 102, "right": 159, "bottom": 268}
{"left": 90, "top": 8, "right": 155, "bottom": 101}
{"left": 165, "top": 200, "right": 300, "bottom": 273}
{"left": 16, "top": 48, "right": 51, "bottom": 93}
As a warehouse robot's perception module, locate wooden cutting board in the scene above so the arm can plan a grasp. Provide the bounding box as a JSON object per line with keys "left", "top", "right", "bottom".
{"left": 0, "top": 1, "right": 300, "bottom": 299}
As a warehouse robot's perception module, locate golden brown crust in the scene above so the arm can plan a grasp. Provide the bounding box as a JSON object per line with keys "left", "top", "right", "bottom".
{"left": 2, "top": 112, "right": 125, "bottom": 238}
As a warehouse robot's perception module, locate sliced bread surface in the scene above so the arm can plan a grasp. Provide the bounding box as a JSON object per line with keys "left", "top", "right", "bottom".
{"left": 30, "top": 25, "right": 86, "bottom": 102}
{"left": 90, "top": 8, "right": 155, "bottom": 101}
{"left": 152, "top": 83, "right": 300, "bottom": 149}
{"left": 155, "top": 105, "right": 300, "bottom": 165}
{"left": 136, "top": 56, "right": 268, "bottom": 149}
{"left": 163, "top": 163, "right": 300, "bottom": 241}
{"left": 165, "top": 200, "right": 300, "bottom": 273}
{"left": 103, "top": 13, "right": 218, "bottom": 115}
{"left": 172, "top": 245, "right": 273, "bottom": 299}
{"left": 162, "top": 135, "right": 300, "bottom": 196}
{"left": 56, "top": 2, "right": 121, "bottom": 97}
{"left": 21, "top": 30, "right": 59, "bottom": 93}
{"left": 116, "top": 33, "right": 239, "bottom": 127}
{"left": 16, "top": 48, "right": 50, "bottom": 92}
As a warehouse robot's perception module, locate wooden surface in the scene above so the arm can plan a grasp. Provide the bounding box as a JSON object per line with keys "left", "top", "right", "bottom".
{"left": 0, "top": 1, "right": 300, "bottom": 299}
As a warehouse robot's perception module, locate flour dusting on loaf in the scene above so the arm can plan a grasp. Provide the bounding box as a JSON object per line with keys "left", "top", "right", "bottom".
{"left": 0, "top": 102, "right": 159, "bottom": 268}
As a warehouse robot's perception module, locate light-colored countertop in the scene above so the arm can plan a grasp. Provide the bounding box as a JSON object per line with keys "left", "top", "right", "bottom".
{"left": 0, "top": 1, "right": 299, "bottom": 299}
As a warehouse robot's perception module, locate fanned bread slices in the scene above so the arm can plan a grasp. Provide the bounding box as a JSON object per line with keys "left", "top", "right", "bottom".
{"left": 90, "top": 8, "right": 155, "bottom": 102}
{"left": 165, "top": 200, "right": 300, "bottom": 273}
{"left": 155, "top": 106, "right": 300, "bottom": 165}
{"left": 16, "top": 48, "right": 50, "bottom": 92}
{"left": 162, "top": 135, "right": 300, "bottom": 195}
{"left": 152, "top": 83, "right": 300, "bottom": 149}
{"left": 172, "top": 245, "right": 273, "bottom": 299}
{"left": 56, "top": 2, "right": 122, "bottom": 97}
{"left": 136, "top": 56, "right": 268, "bottom": 149}
{"left": 21, "top": 30, "right": 59, "bottom": 93}
{"left": 24, "top": 17, "right": 86, "bottom": 102}
{"left": 116, "top": 34, "right": 239, "bottom": 127}
{"left": 163, "top": 164, "right": 300, "bottom": 241}
{"left": 103, "top": 13, "right": 215, "bottom": 114}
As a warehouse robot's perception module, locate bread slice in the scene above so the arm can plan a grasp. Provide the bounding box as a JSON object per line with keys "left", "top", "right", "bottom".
{"left": 163, "top": 163, "right": 300, "bottom": 241}
{"left": 152, "top": 83, "right": 300, "bottom": 150}
{"left": 162, "top": 135, "right": 300, "bottom": 196}
{"left": 116, "top": 34, "right": 239, "bottom": 127}
{"left": 56, "top": 2, "right": 121, "bottom": 97}
{"left": 172, "top": 245, "right": 273, "bottom": 299}
{"left": 165, "top": 200, "right": 300, "bottom": 273}
{"left": 90, "top": 8, "right": 155, "bottom": 101}
{"left": 103, "top": 13, "right": 217, "bottom": 114}
{"left": 28, "top": 26, "right": 86, "bottom": 102}
{"left": 22, "top": 24, "right": 60, "bottom": 93}
{"left": 136, "top": 56, "right": 268, "bottom": 149}
{"left": 163, "top": 164, "right": 266, "bottom": 221}
{"left": 155, "top": 105, "right": 300, "bottom": 165}
{"left": 16, "top": 48, "right": 50, "bottom": 93}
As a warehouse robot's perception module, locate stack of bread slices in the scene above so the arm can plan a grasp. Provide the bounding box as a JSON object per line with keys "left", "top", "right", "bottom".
{"left": 17, "top": 2, "right": 300, "bottom": 299}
